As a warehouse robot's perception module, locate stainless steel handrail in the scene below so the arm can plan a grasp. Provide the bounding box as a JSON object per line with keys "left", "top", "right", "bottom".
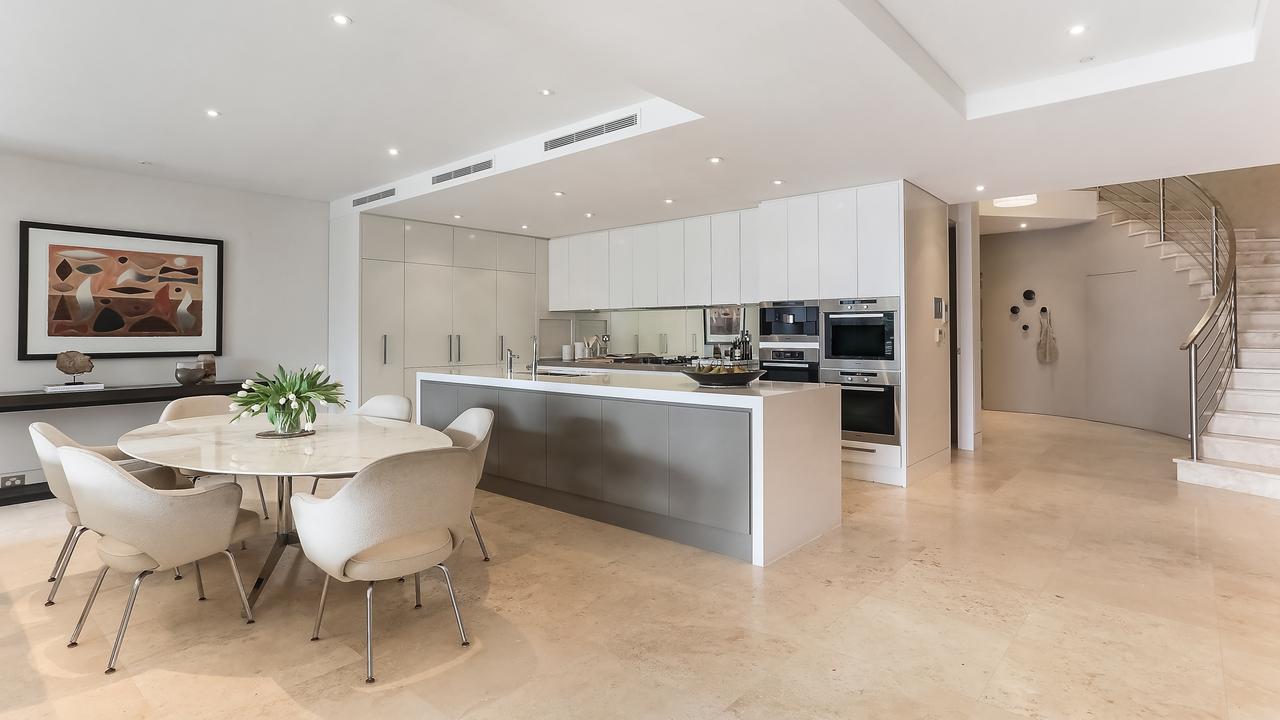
{"left": 1097, "top": 175, "right": 1238, "bottom": 460}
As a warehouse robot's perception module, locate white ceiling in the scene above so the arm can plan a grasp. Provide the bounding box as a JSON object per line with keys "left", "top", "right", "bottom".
{"left": 3, "top": 0, "right": 1280, "bottom": 239}
{"left": 877, "top": 0, "right": 1262, "bottom": 93}
{"left": 0, "top": 0, "right": 648, "bottom": 200}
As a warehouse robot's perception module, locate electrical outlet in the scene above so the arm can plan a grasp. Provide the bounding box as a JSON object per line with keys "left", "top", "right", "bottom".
{"left": 1, "top": 474, "right": 26, "bottom": 488}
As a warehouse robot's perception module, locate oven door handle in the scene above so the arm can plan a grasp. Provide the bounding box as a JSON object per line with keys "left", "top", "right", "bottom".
{"left": 828, "top": 313, "right": 885, "bottom": 319}
{"left": 839, "top": 384, "right": 887, "bottom": 392}
{"left": 762, "top": 362, "right": 810, "bottom": 369}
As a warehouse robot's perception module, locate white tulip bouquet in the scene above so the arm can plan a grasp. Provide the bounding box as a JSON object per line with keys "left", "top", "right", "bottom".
{"left": 229, "top": 364, "right": 347, "bottom": 436}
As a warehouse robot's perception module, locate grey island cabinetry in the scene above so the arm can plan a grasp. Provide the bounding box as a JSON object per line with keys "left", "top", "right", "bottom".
{"left": 416, "top": 368, "right": 840, "bottom": 566}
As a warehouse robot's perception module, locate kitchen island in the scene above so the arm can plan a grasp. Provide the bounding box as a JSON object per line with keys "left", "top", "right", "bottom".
{"left": 415, "top": 368, "right": 840, "bottom": 566}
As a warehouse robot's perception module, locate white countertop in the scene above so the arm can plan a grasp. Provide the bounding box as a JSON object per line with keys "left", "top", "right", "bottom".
{"left": 416, "top": 366, "right": 829, "bottom": 409}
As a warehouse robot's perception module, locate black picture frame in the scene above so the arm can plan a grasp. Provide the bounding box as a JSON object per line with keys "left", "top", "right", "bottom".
{"left": 18, "top": 221, "right": 224, "bottom": 360}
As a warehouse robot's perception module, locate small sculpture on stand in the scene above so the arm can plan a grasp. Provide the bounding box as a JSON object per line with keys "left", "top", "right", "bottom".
{"left": 55, "top": 351, "right": 94, "bottom": 385}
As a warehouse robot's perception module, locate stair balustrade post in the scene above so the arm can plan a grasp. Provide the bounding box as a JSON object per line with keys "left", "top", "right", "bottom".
{"left": 1188, "top": 343, "right": 1199, "bottom": 461}
{"left": 1211, "top": 206, "right": 1219, "bottom": 295}
{"left": 1159, "top": 178, "right": 1165, "bottom": 244}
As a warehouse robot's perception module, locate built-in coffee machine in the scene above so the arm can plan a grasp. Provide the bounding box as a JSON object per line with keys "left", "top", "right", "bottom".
{"left": 758, "top": 301, "right": 820, "bottom": 383}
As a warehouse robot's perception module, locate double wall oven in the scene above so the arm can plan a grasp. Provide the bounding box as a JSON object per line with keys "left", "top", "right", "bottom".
{"left": 820, "top": 297, "right": 901, "bottom": 446}
{"left": 758, "top": 301, "right": 820, "bottom": 383}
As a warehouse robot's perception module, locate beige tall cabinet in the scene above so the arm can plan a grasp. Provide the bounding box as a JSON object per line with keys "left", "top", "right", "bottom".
{"left": 358, "top": 213, "right": 542, "bottom": 406}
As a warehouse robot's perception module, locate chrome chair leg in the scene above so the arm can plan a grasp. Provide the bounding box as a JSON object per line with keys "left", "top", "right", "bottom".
{"left": 310, "top": 477, "right": 320, "bottom": 494}
{"left": 254, "top": 476, "right": 270, "bottom": 519}
{"left": 310, "top": 575, "right": 330, "bottom": 640}
{"left": 221, "top": 550, "right": 255, "bottom": 624}
{"left": 414, "top": 572, "right": 422, "bottom": 609}
{"left": 365, "top": 581, "right": 375, "bottom": 684}
{"left": 46, "top": 526, "right": 89, "bottom": 606}
{"left": 68, "top": 565, "right": 109, "bottom": 647}
{"left": 48, "top": 525, "right": 78, "bottom": 582}
{"left": 193, "top": 561, "right": 206, "bottom": 601}
{"left": 470, "top": 512, "right": 491, "bottom": 562}
{"left": 174, "top": 566, "right": 183, "bottom": 581}
{"left": 105, "top": 570, "right": 152, "bottom": 674}
{"left": 435, "top": 564, "right": 469, "bottom": 647}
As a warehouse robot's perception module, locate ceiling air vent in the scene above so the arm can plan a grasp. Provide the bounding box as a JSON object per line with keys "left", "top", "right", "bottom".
{"left": 544, "top": 113, "right": 638, "bottom": 152}
{"left": 432, "top": 158, "right": 494, "bottom": 185}
{"left": 352, "top": 188, "right": 396, "bottom": 207}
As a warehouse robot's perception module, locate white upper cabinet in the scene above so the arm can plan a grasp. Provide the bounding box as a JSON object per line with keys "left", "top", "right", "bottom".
{"left": 405, "top": 221, "right": 453, "bottom": 265}
{"left": 608, "top": 228, "right": 634, "bottom": 309}
{"left": 683, "top": 216, "right": 712, "bottom": 307}
{"left": 586, "top": 231, "right": 610, "bottom": 310}
{"left": 631, "top": 224, "right": 659, "bottom": 308}
{"left": 818, "top": 188, "right": 858, "bottom": 299}
{"left": 361, "top": 214, "right": 404, "bottom": 262}
{"left": 568, "top": 234, "right": 591, "bottom": 310}
{"left": 757, "top": 199, "right": 788, "bottom": 302}
{"left": 857, "top": 181, "right": 902, "bottom": 297}
{"left": 787, "top": 194, "right": 819, "bottom": 300}
{"left": 495, "top": 233, "right": 535, "bottom": 273}
{"left": 453, "top": 227, "right": 497, "bottom": 270}
{"left": 548, "top": 237, "right": 570, "bottom": 311}
{"left": 656, "top": 220, "right": 685, "bottom": 307}
{"left": 739, "top": 207, "right": 759, "bottom": 304}
{"left": 710, "top": 211, "right": 741, "bottom": 305}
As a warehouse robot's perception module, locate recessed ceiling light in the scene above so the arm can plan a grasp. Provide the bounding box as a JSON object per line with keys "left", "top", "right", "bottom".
{"left": 136, "top": 160, "right": 152, "bottom": 166}
{"left": 205, "top": 109, "right": 220, "bottom": 118}
{"left": 539, "top": 89, "right": 555, "bottom": 96}
{"left": 521, "top": 225, "right": 529, "bottom": 230}
{"left": 707, "top": 157, "right": 723, "bottom": 164}
{"left": 1020, "top": 223, "right": 1028, "bottom": 229}
{"left": 1069, "top": 24, "right": 1086, "bottom": 35}
{"left": 772, "top": 179, "right": 784, "bottom": 185}
{"left": 975, "top": 185, "right": 985, "bottom": 192}
{"left": 584, "top": 212, "right": 594, "bottom": 218}
{"left": 453, "top": 214, "right": 462, "bottom": 220}
{"left": 387, "top": 148, "right": 399, "bottom": 156}
{"left": 1079, "top": 55, "right": 1095, "bottom": 64}
{"left": 553, "top": 191, "right": 565, "bottom": 197}
{"left": 993, "top": 194, "right": 1038, "bottom": 208}
{"left": 332, "top": 14, "right": 353, "bottom": 25}
{"left": 664, "top": 198, "right": 674, "bottom": 204}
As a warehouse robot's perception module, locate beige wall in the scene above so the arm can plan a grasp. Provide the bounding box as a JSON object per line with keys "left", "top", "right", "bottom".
{"left": 981, "top": 214, "right": 1205, "bottom": 437}
{"left": 1194, "top": 163, "right": 1280, "bottom": 238}
{"left": 903, "top": 182, "right": 951, "bottom": 469}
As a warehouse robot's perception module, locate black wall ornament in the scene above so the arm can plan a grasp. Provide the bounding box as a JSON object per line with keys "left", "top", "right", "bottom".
{"left": 1010, "top": 305, "right": 1020, "bottom": 315}
{"left": 1023, "top": 289, "right": 1036, "bottom": 302}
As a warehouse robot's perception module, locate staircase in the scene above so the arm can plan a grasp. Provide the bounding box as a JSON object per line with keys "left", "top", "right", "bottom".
{"left": 1099, "top": 179, "right": 1280, "bottom": 499}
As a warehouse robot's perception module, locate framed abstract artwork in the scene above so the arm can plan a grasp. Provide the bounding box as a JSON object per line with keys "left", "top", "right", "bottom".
{"left": 18, "top": 221, "right": 223, "bottom": 359}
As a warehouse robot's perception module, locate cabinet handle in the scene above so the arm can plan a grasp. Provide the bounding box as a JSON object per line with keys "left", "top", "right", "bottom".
{"left": 448, "top": 334, "right": 453, "bottom": 363}
{"left": 691, "top": 333, "right": 697, "bottom": 352}
{"left": 382, "top": 334, "right": 388, "bottom": 365}
{"left": 635, "top": 334, "right": 639, "bottom": 352}
{"left": 499, "top": 334, "right": 505, "bottom": 362}
{"left": 456, "top": 334, "right": 462, "bottom": 363}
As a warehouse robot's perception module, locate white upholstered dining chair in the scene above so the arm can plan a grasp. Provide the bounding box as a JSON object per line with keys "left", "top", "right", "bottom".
{"left": 291, "top": 447, "right": 477, "bottom": 683}
{"left": 159, "top": 395, "right": 272, "bottom": 518}
{"left": 443, "top": 408, "right": 495, "bottom": 562}
{"left": 58, "top": 447, "right": 258, "bottom": 674}
{"left": 306, "top": 393, "right": 414, "bottom": 495}
{"left": 29, "top": 422, "right": 191, "bottom": 606}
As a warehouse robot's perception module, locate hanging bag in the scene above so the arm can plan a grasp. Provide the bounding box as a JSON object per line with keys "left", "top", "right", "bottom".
{"left": 1037, "top": 308, "right": 1059, "bottom": 364}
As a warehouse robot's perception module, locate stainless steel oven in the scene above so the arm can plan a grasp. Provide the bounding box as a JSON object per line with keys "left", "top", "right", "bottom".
{"left": 820, "top": 297, "right": 900, "bottom": 371}
{"left": 820, "top": 368, "right": 900, "bottom": 445}
{"left": 759, "top": 345, "right": 819, "bottom": 383}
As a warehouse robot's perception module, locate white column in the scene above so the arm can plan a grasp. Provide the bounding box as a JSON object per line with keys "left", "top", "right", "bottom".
{"left": 954, "top": 202, "right": 982, "bottom": 450}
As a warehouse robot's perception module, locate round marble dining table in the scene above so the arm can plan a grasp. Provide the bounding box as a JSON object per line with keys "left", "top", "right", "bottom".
{"left": 118, "top": 412, "right": 453, "bottom": 607}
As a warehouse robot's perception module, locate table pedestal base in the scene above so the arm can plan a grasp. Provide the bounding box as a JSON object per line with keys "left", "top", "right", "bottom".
{"left": 247, "top": 476, "right": 302, "bottom": 609}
